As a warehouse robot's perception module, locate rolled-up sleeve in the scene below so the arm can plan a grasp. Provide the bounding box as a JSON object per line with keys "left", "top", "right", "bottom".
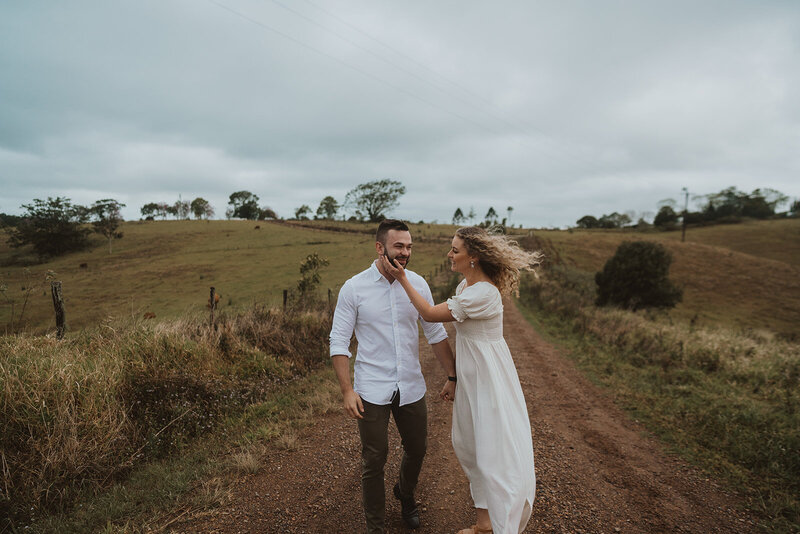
{"left": 417, "top": 280, "right": 448, "bottom": 345}
{"left": 329, "top": 282, "right": 356, "bottom": 357}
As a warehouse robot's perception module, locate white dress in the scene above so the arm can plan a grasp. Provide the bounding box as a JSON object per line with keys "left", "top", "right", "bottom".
{"left": 447, "top": 280, "right": 535, "bottom": 534}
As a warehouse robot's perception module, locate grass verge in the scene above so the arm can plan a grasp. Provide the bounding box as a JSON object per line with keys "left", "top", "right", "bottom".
{"left": 23, "top": 367, "right": 340, "bottom": 533}
{"left": 515, "top": 245, "right": 799, "bottom": 533}
{"left": 1, "top": 300, "right": 335, "bottom": 530}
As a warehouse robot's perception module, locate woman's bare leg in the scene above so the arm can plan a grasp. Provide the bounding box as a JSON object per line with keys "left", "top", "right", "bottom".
{"left": 475, "top": 508, "right": 492, "bottom": 530}
{"left": 457, "top": 508, "right": 492, "bottom": 533}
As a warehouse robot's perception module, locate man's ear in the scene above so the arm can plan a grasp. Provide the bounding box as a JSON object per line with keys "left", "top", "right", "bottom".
{"left": 375, "top": 241, "right": 384, "bottom": 254}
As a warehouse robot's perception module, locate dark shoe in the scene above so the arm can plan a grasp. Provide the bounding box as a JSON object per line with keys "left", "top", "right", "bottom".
{"left": 393, "top": 482, "right": 420, "bottom": 529}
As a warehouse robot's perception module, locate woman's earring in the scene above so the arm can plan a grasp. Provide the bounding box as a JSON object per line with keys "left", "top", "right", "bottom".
{"left": 470, "top": 261, "right": 475, "bottom": 268}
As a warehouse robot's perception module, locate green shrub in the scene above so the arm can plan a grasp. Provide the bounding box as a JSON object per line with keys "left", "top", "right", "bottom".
{"left": 595, "top": 241, "right": 682, "bottom": 310}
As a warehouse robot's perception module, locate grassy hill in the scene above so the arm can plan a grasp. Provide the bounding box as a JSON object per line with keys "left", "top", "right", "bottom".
{"left": 2, "top": 218, "right": 798, "bottom": 337}
{"left": 659, "top": 218, "right": 800, "bottom": 266}
{"left": 2, "top": 217, "right": 798, "bottom": 531}
{"left": 537, "top": 218, "right": 800, "bottom": 337}
{"left": 0, "top": 220, "right": 452, "bottom": 335}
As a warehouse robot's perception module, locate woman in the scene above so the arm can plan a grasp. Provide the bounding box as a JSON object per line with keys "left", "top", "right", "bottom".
{"left": 380, "top": 226, "right": 541, "bottom": 534}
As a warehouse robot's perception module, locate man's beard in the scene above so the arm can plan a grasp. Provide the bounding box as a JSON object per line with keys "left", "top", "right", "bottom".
{"left": 390, "top": 252, "right": 410, "bottom": 267}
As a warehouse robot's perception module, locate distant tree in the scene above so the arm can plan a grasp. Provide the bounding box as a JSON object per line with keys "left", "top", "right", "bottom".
{"left": 315, "top": 196, "right": 339, "bottom": 220}
{"left": 343, "top": 179, "right": 406, "bottom": 222}
{"left": 595, "top": 241, "right": 682, "bottom": 311}
{"left": 173, "top": 199, "right": 190, "bottom": 220}
{"left": 297, "top": 253, "right": 330, "bottom": 296}
{"left": 653, "top": 206, "right": 679, "bottom": 228}
{"left": 0, "top": 213, "right": 23, "bottom": 228}
{"left": 6, "top": 197, "right": 92, "bottom": 258}
{"left": 452, "top": 207, "right": 465, "bottom": 225}
{"left": 140, "top": 202, "right": 159, "bottom": 219}
{"left": 598, "top": 212, "right": 631, "bottom": 228}
{"left": 701, "top": 186, "right": 789, "bottom": 220}
{"left": 506, "top": 206, "right": 513, "bottom": 225}
{"left": 90, "top": 199, "right": 125, "bottom": 254}
{"left": 702, "top": 187, "right": 742, "bottom": 219}
{"left": 294, "top": 204, "right": 312, "bottom": 220}
{"left": 228, "top": 191, "right": 260, "bottom": 220}
{"left": 757, "top": 188, "right": 790, "bottom": 210}
{"left": 657, "top": 198, "right": 677, "bottom": 210}
{"left": 738, "top": 188, "right": 787, "bottom": 219}
{"left": 467, "top": 206, "right": 476, "bottom": 224}
{"left": 156, "top": 202, "right": 170, "bottom": 220}
{"left": 258, "top": 207, "right": 277, "bottom": 220}
{"left": 485, "top": 207, "right": 499, "bottom": 224}
{"left": 790, "top": 199, "right": 800, "bottom": 217}
{"left": 190, "top": 197, "right": 214, "bottom": 219}
{"left": 682, "top": 211, "right": 705, "bottom": 225}
{"left": 576, "top": 215, "right": 600, "bottom": 229}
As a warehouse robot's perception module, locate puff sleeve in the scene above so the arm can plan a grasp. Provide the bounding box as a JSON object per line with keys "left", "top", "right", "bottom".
{"left": 446, "top": 282, "right": 502, "bottom": 322}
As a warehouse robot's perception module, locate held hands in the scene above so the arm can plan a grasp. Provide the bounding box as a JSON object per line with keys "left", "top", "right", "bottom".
{"left": 343, "top": 389, "right": 365, "bottom": 419}
{"left": 440, "top": 379, "right": 455, "bottom": 402}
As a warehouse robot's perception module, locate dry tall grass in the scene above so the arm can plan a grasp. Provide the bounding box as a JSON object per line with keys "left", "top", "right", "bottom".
{"left": 0, "top": 302, "right": 332, "bottom": 526}
{"left": 516, "top": 240, "right": 800, "bottom": 531}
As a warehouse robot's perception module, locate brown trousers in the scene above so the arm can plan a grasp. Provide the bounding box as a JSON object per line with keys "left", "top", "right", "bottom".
{"left": 357, "top": 393, "right": 427, "bottom": 534}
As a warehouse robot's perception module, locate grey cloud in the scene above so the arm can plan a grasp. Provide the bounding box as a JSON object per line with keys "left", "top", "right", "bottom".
{"left": 1, "top": 1, "right": 799, "bottom": 227}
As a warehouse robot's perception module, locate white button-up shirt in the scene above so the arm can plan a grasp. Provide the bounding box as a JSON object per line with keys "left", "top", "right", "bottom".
{"left": 329, "top": 261, "right": 448, "bottom": 406}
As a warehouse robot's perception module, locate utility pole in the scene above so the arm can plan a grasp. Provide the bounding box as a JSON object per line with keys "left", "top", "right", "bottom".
{"left": 681, "top": 187, "right": 689, "bottom": 242}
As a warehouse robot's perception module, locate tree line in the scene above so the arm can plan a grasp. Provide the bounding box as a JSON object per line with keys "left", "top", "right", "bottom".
{"left": 137, "top": 179, "right": 407, "bottom": 224}
{"left": 219, "top": 179, "right": 407, "bottom": 223}
{"left": 140, "top": 197, "right": 214, "bottom": 220}
{"left": 0, "top": 179, "right": 409, "bottom": 259}
{"left": 451, "top": 206, "right": 514, "bottom": 227}
{"left": 576, "top": 187, "right": 798, "bottom": 229}
{"left": 2, "top": 198, "right": 126, "bottom": 259}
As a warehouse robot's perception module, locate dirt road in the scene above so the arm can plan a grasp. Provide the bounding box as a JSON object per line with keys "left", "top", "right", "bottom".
{"left": 175, "top": 301, "right": 756, "bottom": 533}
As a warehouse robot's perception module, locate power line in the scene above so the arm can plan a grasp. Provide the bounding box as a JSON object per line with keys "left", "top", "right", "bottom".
{"left": 301, "top": 0, "right": 495, "bottom": 109}
{"left": 207, "top": 0, "right": 509, "bottom": 137}
{"left": 207, "top": 0, "right": 604, "bottom": 173}
{"left": 296, "top": 0, "right": 606, "bottom": 171}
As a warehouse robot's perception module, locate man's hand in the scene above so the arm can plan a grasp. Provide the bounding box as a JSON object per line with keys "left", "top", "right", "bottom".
{"left": 440, "top": 379, "right": 456, "bottom": 402}
{"left": 343, "top": 389, "right": 365, "bottom": 419}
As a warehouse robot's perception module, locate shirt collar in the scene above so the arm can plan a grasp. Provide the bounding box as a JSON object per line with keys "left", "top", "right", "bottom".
{"left": 370, "top": 260, "right": 385, "bottom": 283}
{"left": 369, "top": 260, "right": 383, "bottom": 282}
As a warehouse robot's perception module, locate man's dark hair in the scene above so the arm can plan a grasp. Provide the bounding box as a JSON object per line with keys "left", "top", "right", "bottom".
{"left": 376, "top": 219, "right": 409, "bottom": 245}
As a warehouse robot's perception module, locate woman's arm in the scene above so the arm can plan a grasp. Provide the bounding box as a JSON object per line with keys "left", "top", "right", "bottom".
{"left": 380, "top": 255, "right": 456, "bottom": 323}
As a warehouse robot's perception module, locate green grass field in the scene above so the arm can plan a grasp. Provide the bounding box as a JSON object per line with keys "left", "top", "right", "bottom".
{"left": 0, "top": 220, "right": 452, "bottom": 335}
{"left": 2, "top": 218, "right": 799, "bottom": 337}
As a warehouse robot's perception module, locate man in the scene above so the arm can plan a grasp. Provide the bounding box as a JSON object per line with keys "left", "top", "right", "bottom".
{"left": 330, "top": 219, "right": 457, "bottom": 533}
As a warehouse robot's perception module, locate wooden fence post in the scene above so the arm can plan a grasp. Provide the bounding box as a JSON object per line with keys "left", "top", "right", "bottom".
{"left": 283, "top": 289, "right": 288, "bottom": 311}
{"left": 328, "top": 288, "right": 332, "bottom": 309}
{"left": 209, "top": 286, "right": 216, "bottom": 326}
{"left": 50, "top": 281, "right": 65, "bottom": 339}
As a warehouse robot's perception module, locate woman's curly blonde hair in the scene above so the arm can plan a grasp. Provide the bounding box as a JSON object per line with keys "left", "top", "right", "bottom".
{"left": 455, "top": 226, "right": 543, "bottom": 296}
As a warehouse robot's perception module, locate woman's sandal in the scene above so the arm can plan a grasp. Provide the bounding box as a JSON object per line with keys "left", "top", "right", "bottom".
{"left": 457, "top": 525, "right": 493, "bottom": 534}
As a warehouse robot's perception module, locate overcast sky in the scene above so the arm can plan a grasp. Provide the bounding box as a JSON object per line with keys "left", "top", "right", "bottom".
{"left": 1, "top": 1, "right": 798, "bottom": 228}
